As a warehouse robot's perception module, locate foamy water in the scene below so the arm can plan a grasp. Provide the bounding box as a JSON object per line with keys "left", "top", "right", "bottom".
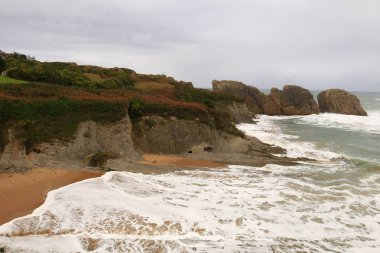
{"left": 1, "top": 93, "right": 380, "bottom": 252}
{"left": 1, "top": 164, "right": 379, "bottom": 253}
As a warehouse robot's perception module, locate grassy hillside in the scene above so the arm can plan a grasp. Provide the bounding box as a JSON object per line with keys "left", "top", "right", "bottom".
{"left": 0, "top": 75, "right": 27, "bottom": 84}
{"left": 0, "top": 51, "right": 244, "bottom": 152}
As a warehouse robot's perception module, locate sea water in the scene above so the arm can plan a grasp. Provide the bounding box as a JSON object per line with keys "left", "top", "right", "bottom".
{"left": 0, "top": 92, "right": 379, "bottom": 252}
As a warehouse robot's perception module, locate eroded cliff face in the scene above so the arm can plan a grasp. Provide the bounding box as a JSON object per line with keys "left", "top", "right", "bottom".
{"left": 0, "top": 114, "right": 138, "bottom": 170}
{"left": 215, "top": 101, "right": 255, "bottom": 123}
{"left": 317, "top": 89, "right": 367, "bottom": 116}
{"left": 131, "top": 116, "right": 288, "bottom": 166}
{"left": 0, "top": 111, "right": 293, "bottom": 170}
{"left": 212, "top": 80, "right": 320, "bottom": 116}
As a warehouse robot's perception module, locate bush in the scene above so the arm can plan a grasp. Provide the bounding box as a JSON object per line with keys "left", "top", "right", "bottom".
{"left": 128, "top": 97, "right": 144, "bottom": 119}
{"left": 174, "top": 83, "right": 241, "bottom": 108}
{"left": 4, "top": 54, "right": 134, "bottom": 89}
{"left": 0, "top": 57, "right": 6, "bottom": 72}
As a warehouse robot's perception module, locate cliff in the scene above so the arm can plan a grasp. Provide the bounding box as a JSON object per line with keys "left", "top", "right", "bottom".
{"left": 0, "top": 51, "right": 307, "bottom": 170}
{"left": 0, "top": 113, "right": 138, "bottom": 170}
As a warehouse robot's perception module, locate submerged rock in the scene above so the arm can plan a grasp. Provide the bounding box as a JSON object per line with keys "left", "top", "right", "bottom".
{"left": 317, "top": 89, "right": 367, "bottom": 116}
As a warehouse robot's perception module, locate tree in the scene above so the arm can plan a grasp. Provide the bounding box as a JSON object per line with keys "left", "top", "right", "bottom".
{"left": 0, "top": 57, "right": 6, "bottom": 73}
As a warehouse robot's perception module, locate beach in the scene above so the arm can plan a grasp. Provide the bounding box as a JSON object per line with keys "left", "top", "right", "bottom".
{"left": 0, "top": 155, "right": 226, "bottom": 226}
{"left": 0, "top": 168, "right": 103, "bottom": 225}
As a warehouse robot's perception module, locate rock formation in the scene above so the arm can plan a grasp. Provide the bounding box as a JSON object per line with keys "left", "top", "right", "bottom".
{"left": 317, "top": 89, "right": 367, "bottom": 116}
{"left": 0, "top": 113, "right": 138, "bottom": 170}
{"left": 212, "top": 80, "right": 320, "bottom": 115}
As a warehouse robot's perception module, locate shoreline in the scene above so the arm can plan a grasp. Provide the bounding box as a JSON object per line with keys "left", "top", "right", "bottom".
{"left": 0, "top": 154, "right": 227, "bottom": 226}
{"left": 0, "top": 168, "right": 103, "bottom": 225}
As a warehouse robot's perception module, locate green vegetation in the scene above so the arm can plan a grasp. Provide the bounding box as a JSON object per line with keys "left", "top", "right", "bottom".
{"left": 4, "top": 53, "right": 135, "bottom": 89}
{"left": 0, "top": 247, "right": 5, "bottom": 253}
{"left": 0, "top": 51, "right": 246, "bottom": 153}
{"left": 0, "top": 98, "right": 127, "bottom": 153}
{"left": 174, "top": 83, "right": 242, "bottom": 108}
{"left": 142, "top": 103, "right": 244, "bottom": 137}
{"left": 128, "top": 97, "right": 144, "bottom": 119}
{"left": 0, "top": 75, "right": 27, "bottom": 84}
{"left": 0, "top": 57, "right": 6, "bottom": 72}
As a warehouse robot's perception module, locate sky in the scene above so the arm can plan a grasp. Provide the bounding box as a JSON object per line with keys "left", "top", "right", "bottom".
{"left": 0, "top": 0, "right": 380, "bottom": 91}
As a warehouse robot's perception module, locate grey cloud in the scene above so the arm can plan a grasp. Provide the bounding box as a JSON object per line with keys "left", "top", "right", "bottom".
{"left": 1, "top": 0, "right": 380, "bottom": 91}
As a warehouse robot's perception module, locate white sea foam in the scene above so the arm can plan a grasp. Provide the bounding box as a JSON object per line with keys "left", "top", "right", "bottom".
{"left": 238, "top": 118, "right": 343, "bottom": 161}
{"left": 298, "top": 111, "right": 380, "bottom": 135}
{"left": 375, "top": 97, "right": 380, "bottom": 102}
{"left": 0, "top": 165, "right": 379, "bottom": 252}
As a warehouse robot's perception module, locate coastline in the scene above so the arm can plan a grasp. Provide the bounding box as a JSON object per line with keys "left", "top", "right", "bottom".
{"left": 0, "top": 167, "right": 103, "bottom": 225}
{"left": 0, "top": 154, "right": 227, "bottom": 226}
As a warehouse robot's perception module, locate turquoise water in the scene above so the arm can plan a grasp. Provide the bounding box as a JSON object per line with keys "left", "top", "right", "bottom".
{"left": 273, "top": 92, "right": 380, "bottom": 164}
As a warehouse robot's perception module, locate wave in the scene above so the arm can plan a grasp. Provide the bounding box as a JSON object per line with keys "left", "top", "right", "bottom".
{"left": 1, "top": 165, "right": 379, "bottom": 252}
{"left": 298, "top": 111, "right": 380, "bottom": 135}
{"left": 254, "top": 111, "right": 380, "bottom": 135}
{"left": 238, "top": 119, "right": 343, "bottom": 161}
{"left": 375, "top": 97, "right": 380, "bottom": 102}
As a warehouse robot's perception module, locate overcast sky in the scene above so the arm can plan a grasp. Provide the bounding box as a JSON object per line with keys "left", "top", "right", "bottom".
{"left": 0, "top": 0, "right": 380, "bottom": 91}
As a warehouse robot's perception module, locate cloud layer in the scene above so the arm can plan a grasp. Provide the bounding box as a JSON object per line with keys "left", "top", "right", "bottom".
{"left": 1, "top": 0, "right": 380, "bottom": 91}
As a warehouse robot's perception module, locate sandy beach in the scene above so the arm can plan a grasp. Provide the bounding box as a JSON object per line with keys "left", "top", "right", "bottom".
{"left": 142, "top": 154, "right": 226, "bottom": 169}
{"left": 0, "top": 168, "right": 103, "bottom": 225}
{"left": 0, "top": 155, "right": 225, "bottom": 225}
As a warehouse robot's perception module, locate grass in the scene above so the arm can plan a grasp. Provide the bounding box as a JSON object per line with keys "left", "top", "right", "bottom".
{"left": 0, "top": 75, "right": 27, "bottom": 84}
{"left": 134, "top": 82, "right": 173, "bottom": 92}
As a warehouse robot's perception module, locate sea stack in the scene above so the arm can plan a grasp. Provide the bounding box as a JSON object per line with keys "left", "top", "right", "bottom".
{"left": 317, "top": 89, "right": 367, "bottom": 116}
{"left": 212, "top": 80, "right": 320, "bottom": 116}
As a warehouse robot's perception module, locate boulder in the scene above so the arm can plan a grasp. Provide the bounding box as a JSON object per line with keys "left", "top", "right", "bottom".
{"left": 317, "top": 89, "right": 367, "bottom": 116}
{"left": 270, "top": 85, "right": 320, "bottom": 115}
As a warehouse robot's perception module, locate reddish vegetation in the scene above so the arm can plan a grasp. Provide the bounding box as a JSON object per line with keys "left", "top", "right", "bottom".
{"left": 0, "top": 81, "right": 206, "bottom": 111}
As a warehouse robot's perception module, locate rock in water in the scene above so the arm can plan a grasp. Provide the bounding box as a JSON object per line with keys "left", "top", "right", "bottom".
{"left": 317, "top": 89, "right": 367, "bottom": 116}
{"left": 268, "top": 85, "right": 320, "bottom": 115}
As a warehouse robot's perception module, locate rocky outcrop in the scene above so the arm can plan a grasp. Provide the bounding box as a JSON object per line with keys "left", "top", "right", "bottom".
{"left": 0, "top": 113, "right": 138, "bottom": 169}
{"left": 212, "top": 80, "right": 319, "bottom": 116}
{"left": 131, "top": 116, "right": 294, "bottom": 166}
{"left": 215, "top": 101, "right": 255, "bottom": 123}
{"left": 317, "top": 89, "right": 367, "bottom": 116}
{"left": 212, "top": 80, "right": 263, "bottom": 114}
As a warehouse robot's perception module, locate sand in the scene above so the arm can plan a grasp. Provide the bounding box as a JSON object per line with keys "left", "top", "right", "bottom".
{"left": 0, "top": 168, "right": 103, "bottom": 225}
{"left": 142, "top": 154, "right": 226, "bottom": 169}
{"left": 0, "top": 155, "right": 226, "bottom": 225}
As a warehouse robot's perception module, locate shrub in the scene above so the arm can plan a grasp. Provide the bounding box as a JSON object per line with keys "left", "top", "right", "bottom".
{"left": 174, "top": 83, "right": 241, "bottom": 107}
{"left": 4, "top": 54, "right": 134, "bottom": 89}
{"left": 128, "top": 97, "right": 144, "bottom": 119}
{"left": 0, "top": 57, "right": 6, "bottom": 72}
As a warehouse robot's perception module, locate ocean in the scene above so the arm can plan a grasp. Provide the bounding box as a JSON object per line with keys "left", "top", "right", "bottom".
{"left": 0, "top": 92, "right": 379, "bottom": 252}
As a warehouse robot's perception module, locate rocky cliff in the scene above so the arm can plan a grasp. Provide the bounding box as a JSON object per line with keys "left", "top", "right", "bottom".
{"left": 0, "top": 107, "right": 299, "bottom": 170}
{"left": 131, "top": 116, "right": 294, "bottom": 166}
{"left": 317, "top": 89, "right": 367, "bottom": 116}
{"left": 212, "top": 80, "right": 320, "bottom": 115}
{"left": 0, "top": 114, "right": 138, "bottom": 170}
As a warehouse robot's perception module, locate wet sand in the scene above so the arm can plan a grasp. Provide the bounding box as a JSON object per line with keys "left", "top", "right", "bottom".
{"left": 0, "top": 168, "right": 103, "bottom": 225}
{"left": 142, "top": 154, "right": 226, "bottom": 169}
{"left": 0, "top": 155, "right": 225, "bottom": 225}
